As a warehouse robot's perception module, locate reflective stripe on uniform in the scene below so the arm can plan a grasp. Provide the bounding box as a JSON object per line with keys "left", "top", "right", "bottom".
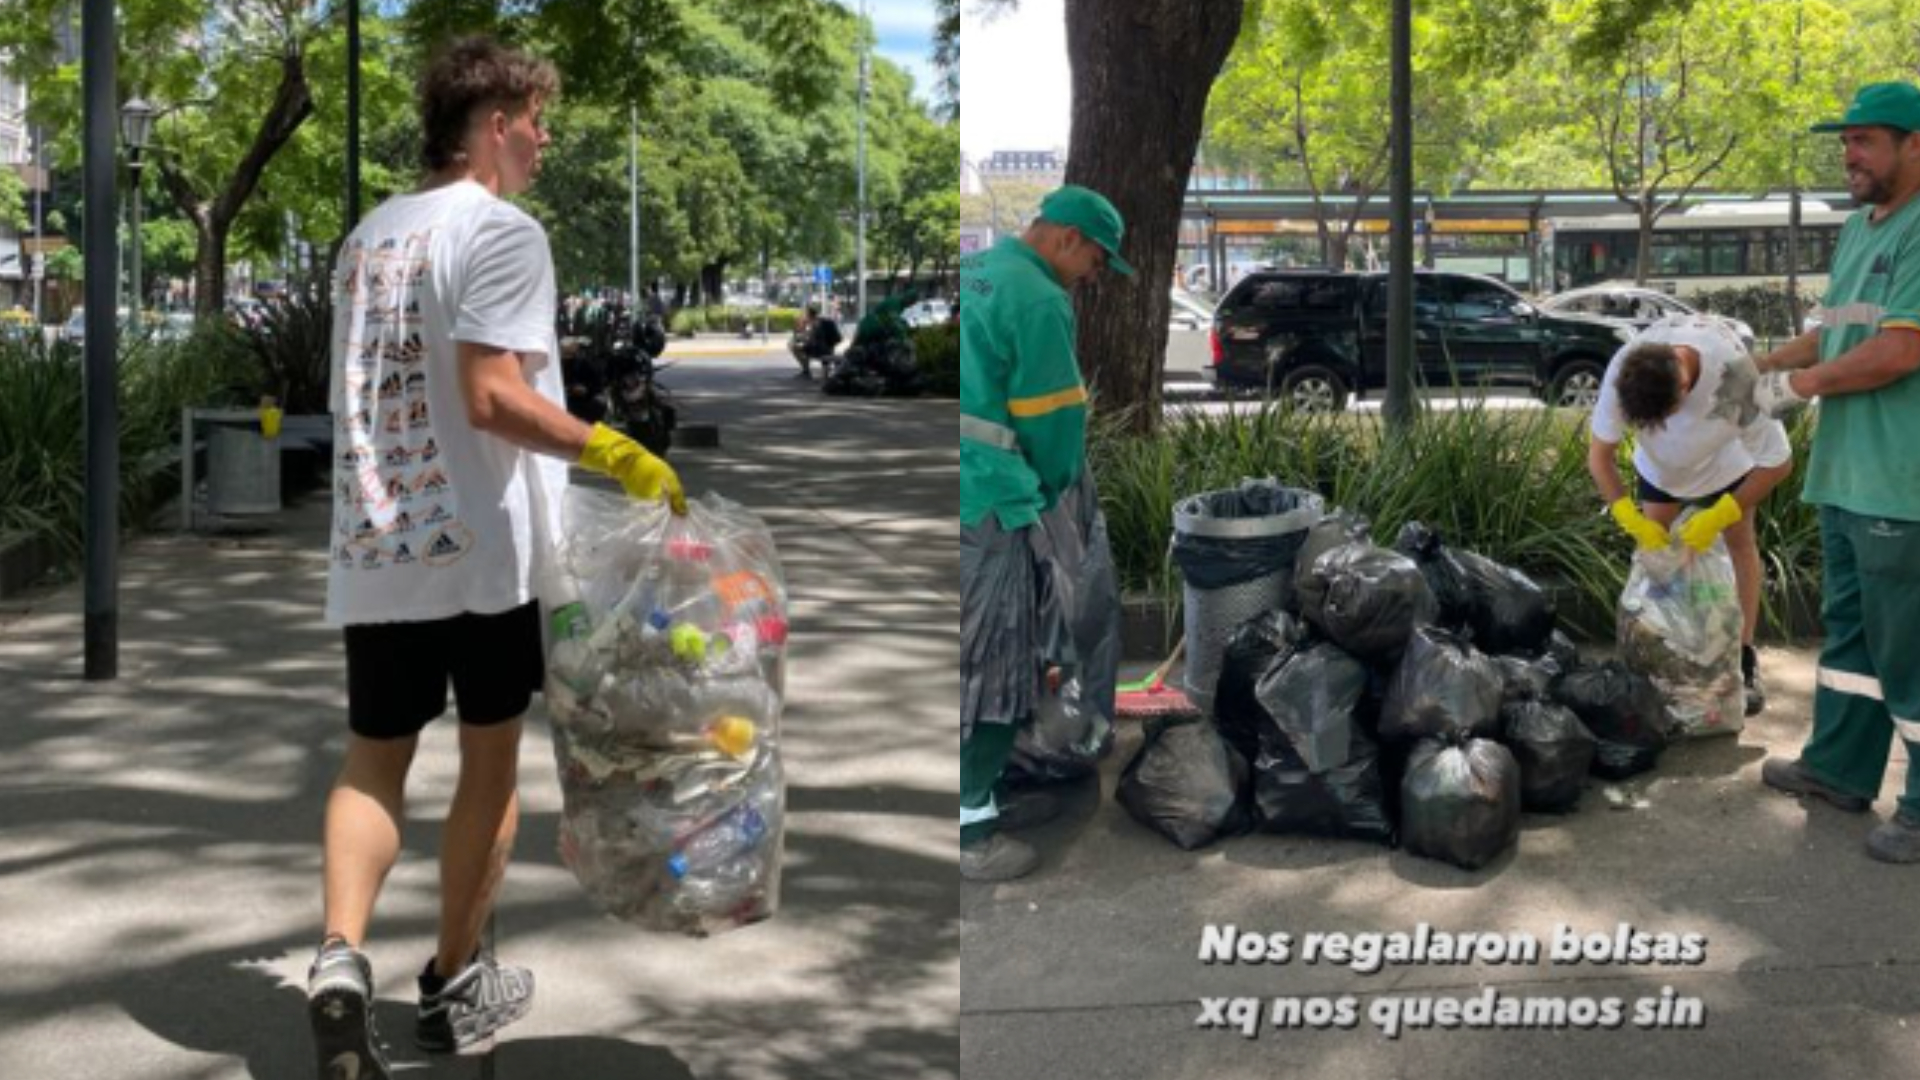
{"left": 961, "top": 413, "right": 1019, "bottom": 451}
{"left": 1818, "top": 666, "right": 1885, "bottom": 701}
{"left": 1896, "top": 717, "right": 1920, "bottom": 744}
{"left": 1007, "top": 384, "right": 1089, "bottom": 419}
{"left": 1817, "top": 301, "right": 1887, "bottom": 328}
{"left": 960, "top": 797, "right": 1000, "bottom": 826}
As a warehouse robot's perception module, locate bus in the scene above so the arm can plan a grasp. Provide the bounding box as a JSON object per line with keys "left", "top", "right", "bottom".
{"left": 1545, "top": 201, "right": 1854, "bottom": 298}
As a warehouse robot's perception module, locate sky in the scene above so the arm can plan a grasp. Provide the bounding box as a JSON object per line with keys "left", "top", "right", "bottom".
{"left": 864, "top": 0, "right": 943, "bottom": 107}
{"left": 959, "top": 0, "right": 1070, "bottom": 160}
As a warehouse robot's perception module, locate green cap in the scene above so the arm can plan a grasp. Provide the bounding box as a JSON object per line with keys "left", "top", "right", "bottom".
{"left": 1037, "top": 185, "right": 1135, "bottom": 276}
{"left": 1811, "top": 82, "right": 1920, "bottom": 133}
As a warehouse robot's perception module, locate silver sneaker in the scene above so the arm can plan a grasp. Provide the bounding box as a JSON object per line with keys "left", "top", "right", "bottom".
{"left": 307, "top": 941, "right": 391, "bottom": 1080}
{"left": 415, "top": 954, "right": 535, "bottom": 1055}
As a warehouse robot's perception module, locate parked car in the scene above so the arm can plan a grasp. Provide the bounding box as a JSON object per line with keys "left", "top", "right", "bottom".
{"left": 1538, "top": 284, "right": 1756, "bottom": 351}
{"left": 1207, "top": 270, "right": 1634, "bottom": 411}
{"left": 902, "top": 299, "right": 952, "bottom": 328}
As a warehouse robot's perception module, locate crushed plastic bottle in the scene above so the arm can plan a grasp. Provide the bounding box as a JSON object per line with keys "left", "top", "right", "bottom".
{"left": 668, "top": 804, "right": 768, "bottom": 879}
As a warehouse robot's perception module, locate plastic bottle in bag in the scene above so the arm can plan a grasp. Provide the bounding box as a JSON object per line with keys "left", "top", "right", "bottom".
{"left": 677, "top": 854, "right": 766, "bottom": 911}
{"left": 668, "top": 804, "right": 769, "bottom": 879}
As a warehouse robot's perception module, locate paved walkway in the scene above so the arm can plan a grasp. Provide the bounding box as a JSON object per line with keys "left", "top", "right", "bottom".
{"left": 0, "top": 353, "right": 959, "bottom": 1080}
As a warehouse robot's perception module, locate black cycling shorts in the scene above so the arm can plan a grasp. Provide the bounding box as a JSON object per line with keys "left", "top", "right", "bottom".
{"left": 343, "top": 602, "right": 544, "bottom": 740}
{"left": 1635, "top": 469, "right": 1748, "bottom": 508}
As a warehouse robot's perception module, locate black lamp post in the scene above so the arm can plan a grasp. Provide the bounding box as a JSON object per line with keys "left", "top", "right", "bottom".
{"left": 120, "top": 97, "right": 155, "bottom": 315}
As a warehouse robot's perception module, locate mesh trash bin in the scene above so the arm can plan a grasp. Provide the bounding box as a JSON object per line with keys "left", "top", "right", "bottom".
{"left": 1171, "top": 480, "right": 1323, "bottom": 716}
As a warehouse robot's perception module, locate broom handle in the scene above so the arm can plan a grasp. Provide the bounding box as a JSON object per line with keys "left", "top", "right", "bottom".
{"left": 1149, "top": 636, "right": 1185, "bottom": 687}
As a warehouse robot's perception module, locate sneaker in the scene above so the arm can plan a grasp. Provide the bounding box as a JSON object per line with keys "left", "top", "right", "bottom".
{"left": 1867, "top": 810, "right": 1920, "bottom": 864}
{"left": 994, "top": 791, "right": 1061, "bottom": 832}
{"left": 307, "top": 940, "right": 391, "bottom": 1080}
{"left": 1761, "top": 757, "right": 1870, "bottom": 813}
{"left": 960, "top": 833, "right": 1039, "bottom": 883}
{"left": 415, "top": 954, "right": 536, "bottom": 1055}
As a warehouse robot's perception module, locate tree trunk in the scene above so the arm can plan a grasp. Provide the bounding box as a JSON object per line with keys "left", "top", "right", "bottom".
{"left": 158, "top": 47, "right": 314, "bottom": 319}
{"left": 1635, "top": 199, "right": 1653, "bottom": 287}
{"left": 1065, "top": 0, "right": 1245, "bottom": 435}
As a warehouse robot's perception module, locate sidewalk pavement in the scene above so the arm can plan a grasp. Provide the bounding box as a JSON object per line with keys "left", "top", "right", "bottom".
{"left": 962, "top": 644, "right": 1920, "bottom": 1080}
{"left": 0, "top": 352, "right": 959, "bottom": 1080}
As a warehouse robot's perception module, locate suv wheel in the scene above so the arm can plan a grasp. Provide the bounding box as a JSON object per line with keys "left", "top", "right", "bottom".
{"left": 1276, "top": 365, "right": 1349, "bottom": 413}
{"left": 1546, "top": 360, "right": 1605, "bottom": 409}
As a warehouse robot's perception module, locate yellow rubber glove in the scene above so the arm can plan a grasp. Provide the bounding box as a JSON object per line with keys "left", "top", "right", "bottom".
{"left": 1609, "top": 497, "right": 1670, "bottom": 552}
{"left": 579, "top": 423, "right": 687, "bottom": 514}
{"left": 1679, "top": 493, "right": 1743, "bottom": 552}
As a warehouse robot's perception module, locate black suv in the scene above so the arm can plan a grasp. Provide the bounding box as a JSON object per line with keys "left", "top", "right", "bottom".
{"left": 1206, "top": 270, "right": 1631, "bottom": 410}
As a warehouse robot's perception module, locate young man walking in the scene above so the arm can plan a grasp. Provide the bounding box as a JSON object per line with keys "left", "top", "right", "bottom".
{"left": 308, "top": 37, "right": 684, "bottom": 1079}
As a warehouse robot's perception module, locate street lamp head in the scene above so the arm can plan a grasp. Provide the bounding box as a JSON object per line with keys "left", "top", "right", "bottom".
{"left": 120, "top": 97, "right": 157, "bottom": 153}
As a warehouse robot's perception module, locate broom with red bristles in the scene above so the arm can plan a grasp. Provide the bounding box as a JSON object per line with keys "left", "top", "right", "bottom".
{"left": 1115, "top": 636, "right": 1199, "bottom": 718}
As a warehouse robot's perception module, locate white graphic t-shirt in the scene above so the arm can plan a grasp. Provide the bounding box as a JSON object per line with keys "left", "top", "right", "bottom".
{"left": 325, "top": 180, "right": 568, "bottom": 626}
{"left": 1591, "top": 314, "right": 1791, "bottom": 500}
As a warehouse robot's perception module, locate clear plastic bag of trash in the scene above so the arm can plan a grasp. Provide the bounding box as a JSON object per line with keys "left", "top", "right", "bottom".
{"left": 1296, "top": 541, "right": 1436, "bottom": 660}
{"left": 1618, "top": 538, "right": 1745, "bottom": 739}
{"left": 1549, "top": 661, "right": 1669, "bottom": 780}
{"left": 1379, "top": 626, "right": 1503, "bottom": 743}
{"left": 1500, "top": 700, "right": 1596, "bottom": 813}
{"left": 541, "top": 487, "right": 789, "bottom": 936}
{"left": 1400, "top": 736, "right": 1521, "bottom": 870}
{"left": 1116, "top": 713, "right": 1253, "bottom": 850}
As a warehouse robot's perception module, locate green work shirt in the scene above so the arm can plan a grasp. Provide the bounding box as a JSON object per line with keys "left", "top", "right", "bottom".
{"left": 960, "top": 237, "right": 1088, "bottom": 530}
{"left": 1804, "top": 197, "right": 1920, "bottom": 521}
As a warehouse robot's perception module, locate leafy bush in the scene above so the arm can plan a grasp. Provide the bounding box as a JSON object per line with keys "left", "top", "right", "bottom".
{"left": 913, "top": 323, "right": 959, "bottom": 396}
{"left": 239, "top": 289, "right": 333, "bottom": 414}
{"left": 1690, "top": 283, "right": 1813, "bottom": 341}
{"left": 671, "top": 309, "right": 707, "bottom": 336}
{"left": 1092, "top": 401, "right": 1824, "bottom": 640}
{"left": 0, "top": 329, "right": 249, "bottom": 561}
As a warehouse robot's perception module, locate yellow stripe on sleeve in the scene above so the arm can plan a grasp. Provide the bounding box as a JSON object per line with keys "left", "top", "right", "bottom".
{"left": 1007, "top": 385, "right": 1089, "bottom": 418}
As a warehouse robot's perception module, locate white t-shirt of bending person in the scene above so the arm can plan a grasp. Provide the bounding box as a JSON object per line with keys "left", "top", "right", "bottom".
{"left": 1590, "top": 314, "right": 1791, "bottom": 501}
{"left": 325, "top": 180, "right": 569, "bottom": 627}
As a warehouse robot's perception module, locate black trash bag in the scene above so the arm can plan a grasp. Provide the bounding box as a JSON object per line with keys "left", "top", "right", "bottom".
{"left": 1290, "top": 510, "right": 1371, "bottom": 613}
{"left": 1298, "top": 542, "right": 1437, "bottom": 660}
{"left": 1540, "top": 629, "right": 1584, "bottom": 672}
{"left": 1501, "top": 700, "right": 1597, "bottom": 813}
{"left": 1212, "top": 611, "right": 1306, "bottom": 766}
{"left": 1549, "top": 661, "right": 1670, "bottom": 780}
{"left": 1005, "top": 691, "right": 1116, "bottom": 785}
{"left": 1251, "top": 641, "right": 1370, "bottom": 773}
{"left": 1117, "top": 713, "right": 1253, "bottom": 850}
{"left": 1492, "top": 652, "right": 1564, "bottom": 705}
{"left": 1251, "top": 719, "right": 1395, "bottom": 846}
{"left": 1171, "top": 482, "right": 1326, "bottom": 595}
{"left": 1393, "top": 521, "right": 1472, "bottom": 627}
{"left": 1391, "top": 522, "right": 1555, "bottom": 653}
{"left": 1452, "top": 549, "right": 1558, "bottom": 655}
{"left": 1379, "top": 626, "right": 1503, "bottom": 743}
{"left": 1400, "top": 736, "right": 1522, "bottom": 870}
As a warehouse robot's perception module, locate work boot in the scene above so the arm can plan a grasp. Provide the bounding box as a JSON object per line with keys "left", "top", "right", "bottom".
{"left": 307, "top": 939, "right": 392, "bottom": 1080}
{"left": 994, "top": 791, "right": 1061, "bottom": 832}
{"left": 1866, "top": 809, "right": 1920, "bottom": 864}
{"left": 960, "top": 833, "right": 1039, "bottom": 883}
{"left": 1761, "top": 757, "right": 1870, "bottom": 813}
{"left": 1742, "top": 646, "right": 1766, "bottom": 717}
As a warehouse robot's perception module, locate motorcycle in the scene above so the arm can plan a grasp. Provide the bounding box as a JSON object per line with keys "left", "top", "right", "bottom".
{"left": 560, "top": 302, "right": 677, "bottom": 456}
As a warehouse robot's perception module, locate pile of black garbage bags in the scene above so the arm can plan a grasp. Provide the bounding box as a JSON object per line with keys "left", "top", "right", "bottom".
{"left": 1118, "top": 508, "right": 1672, "bottom": 871}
